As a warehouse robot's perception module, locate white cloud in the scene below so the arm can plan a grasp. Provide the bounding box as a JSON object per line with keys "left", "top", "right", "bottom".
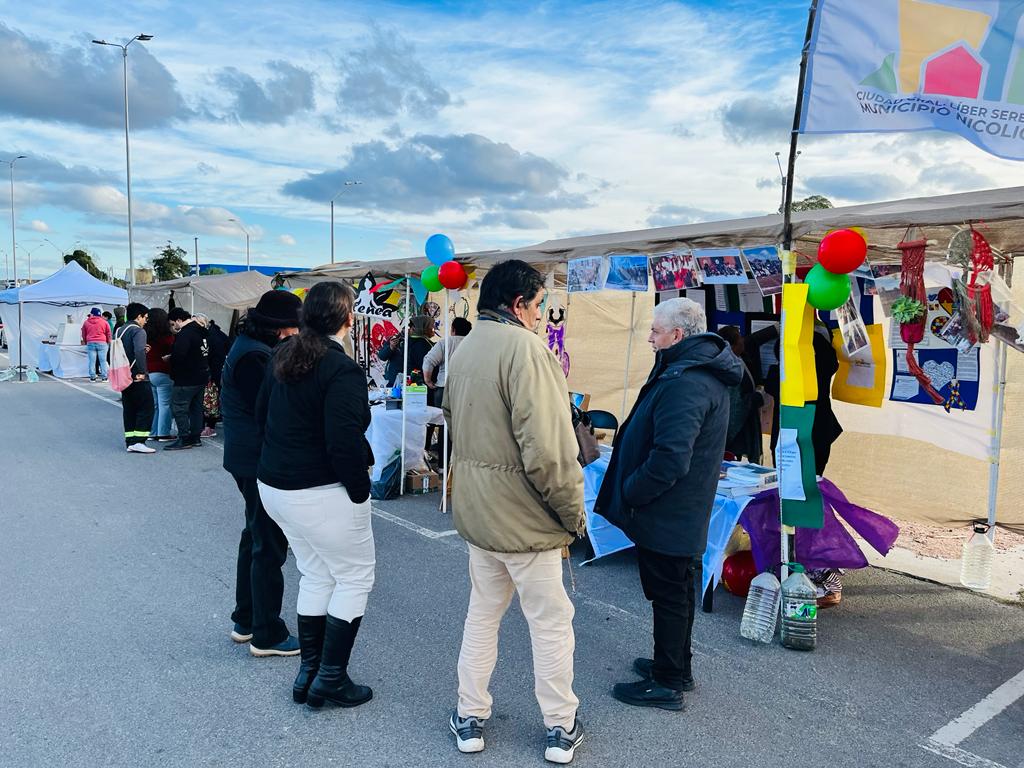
{"left": 278, "top": 234, "right": 296, "bottom": 246}
{"left": 29, "top": 219, "right": 49, "bottom": 232}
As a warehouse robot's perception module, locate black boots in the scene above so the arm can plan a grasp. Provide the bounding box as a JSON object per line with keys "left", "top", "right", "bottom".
{"left": 292, "top": 615, "right": 327, "bottom": 704}
{"left": 305, "top": 615, "right": 372, "bottom": 709}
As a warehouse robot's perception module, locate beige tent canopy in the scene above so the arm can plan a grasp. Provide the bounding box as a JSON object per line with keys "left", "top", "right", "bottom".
{"left": 129, "top": 271, "right": 271, "bottom": 331}
{"left": 276, "top": 186, "right": 1024, "bottom": 534}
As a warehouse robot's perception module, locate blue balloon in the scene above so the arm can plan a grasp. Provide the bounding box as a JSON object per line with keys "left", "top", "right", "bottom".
{"left": 425, "top": 233, "right": 455, "bottom": 266}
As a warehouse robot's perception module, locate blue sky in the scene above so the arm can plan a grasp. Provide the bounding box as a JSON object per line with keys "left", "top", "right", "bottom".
{"left": 0, "top": 0, "right": 1017, "bottom": 280}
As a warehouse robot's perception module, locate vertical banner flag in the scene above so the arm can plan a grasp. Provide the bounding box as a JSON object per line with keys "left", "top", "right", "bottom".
{"left": 801, "top": 0, "right": 1024, "bottom": 160}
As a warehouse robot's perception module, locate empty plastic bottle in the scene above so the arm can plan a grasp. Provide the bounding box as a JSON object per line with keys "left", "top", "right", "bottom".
{"left": 960, "top": 522, "right": 995, "bottom": 591}
{"left": 780, "top": 563, "right": 817, "bottom": 651}
{"left": 740, "top": 570, "right": 781, "bottom": 643}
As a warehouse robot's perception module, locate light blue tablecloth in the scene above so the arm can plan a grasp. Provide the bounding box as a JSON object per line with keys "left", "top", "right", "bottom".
{"left": 581, "top": 447, "right": 753, "bottom": 597}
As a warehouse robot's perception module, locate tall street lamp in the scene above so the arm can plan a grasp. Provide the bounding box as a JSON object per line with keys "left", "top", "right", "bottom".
{"left": 8, "top": 155, "right": 26, "bottom": 286}
{"left": 92, "top": 33, "right": 153, "bottom": 286}
{"left": 18, "top": 242, "right": 45, "bottom": 282}
{"left": 228, "top": 218, "right": 251, "bottom": 271}
{"left": 330, "top": 180, "right": 362, "bottom": 264}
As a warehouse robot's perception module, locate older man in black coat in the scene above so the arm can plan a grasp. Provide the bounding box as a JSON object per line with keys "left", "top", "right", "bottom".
{"left": 596, "top": 297, "right": 742, "bottom": 711}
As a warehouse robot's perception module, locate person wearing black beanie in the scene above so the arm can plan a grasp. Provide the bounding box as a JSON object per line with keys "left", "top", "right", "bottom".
{"left": 221, "top": 289, "right": 303, "bottom": 658}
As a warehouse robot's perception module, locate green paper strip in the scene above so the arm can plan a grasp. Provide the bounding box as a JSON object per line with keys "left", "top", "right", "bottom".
{"left": 779, "top": 403, "right": 824, "bottom": 529}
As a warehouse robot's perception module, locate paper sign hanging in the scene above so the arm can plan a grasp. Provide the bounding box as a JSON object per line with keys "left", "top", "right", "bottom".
{"left": 779, "top": 404, "right": 824, "bottom": 529}
{"left": 831, "top": 324, "right": 887, "bottom": 408}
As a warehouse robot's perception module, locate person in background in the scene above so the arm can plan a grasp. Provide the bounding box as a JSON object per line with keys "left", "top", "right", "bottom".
{"left": 102, "top": 311, "right": 115, "bottom": 336}
{"left": 146, "top": 308, "right": 176, "bottom": 441}
{"left": 221, "top": 290, "right": 302, "bottom": 658}
{"left": 597, "top": 298, "right": 741, "bottom": 712}
{"left": 196, "top": 314, "right": 229, "bottom": 438}
{"left": 113, "top": 305, "right": 127, "bottom": 333}
{"left": 443, "top": 260, "right": 586, "bottom": 764}
{"left": 81, "top": 307, "right": 111, "bottom": 382}
{"left": 423, "top": 317, "right": 472, "bottom": 407}
{"left": 117, "top": 303, "right": 156, "bottom": 454}
{"left": 165, "top": 307, "right": 210, "bottom": 451}
{"left": 718, "top": 326, "right": 764, "bottom": 464}
{"left": 378, "top": 314, "right": 435, "bottom": 387}
{"left": 256, "top": 282, "right": 376, "bottom": 708}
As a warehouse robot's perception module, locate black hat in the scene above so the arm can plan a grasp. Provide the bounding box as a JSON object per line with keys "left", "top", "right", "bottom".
{"left": 249, "top": 289, "right": 302, "bottom": 328}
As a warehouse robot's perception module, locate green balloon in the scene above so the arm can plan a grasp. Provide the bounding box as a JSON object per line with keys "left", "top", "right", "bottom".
{"left": 805, "top": 263, "right": 850, "bottom": 311}
{"left": 421, "top": 265, "right": 443, "bottom": 293}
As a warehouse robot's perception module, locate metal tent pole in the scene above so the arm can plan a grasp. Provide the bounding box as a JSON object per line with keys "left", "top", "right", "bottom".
{"left": 986, "top": 257, "right": 1013, "bottom": 541}
{"left": 620, "top": 291, "right": 636, "bottom": 422}
{"left": 442, "top": 288, "right": 451, "bottom": 514}
{"left": 399, "top": 277, "right": 411, "bottom": 496}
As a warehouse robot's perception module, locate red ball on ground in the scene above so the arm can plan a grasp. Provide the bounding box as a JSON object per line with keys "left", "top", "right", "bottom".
{"left": 721, "top": 550, "right": 758, "bottom": 597}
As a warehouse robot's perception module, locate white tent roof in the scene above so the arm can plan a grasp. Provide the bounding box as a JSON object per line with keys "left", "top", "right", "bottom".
{"left": 0, "top": 261, "right": 128, "bottom": 305}
{"left": 275, "top": 186, "right": 1024, "bottom": 284}
{"left": 129, "top": 271, "right": 270, "bottom": 311}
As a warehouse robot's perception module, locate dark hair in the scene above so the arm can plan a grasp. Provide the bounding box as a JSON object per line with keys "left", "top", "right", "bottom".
{"left": 146, "top": 308, "right": 172, "bottom": 342}
{"left": 273, "top": 282, "right": 355, "bottom": 383}
{"left": 477, "top": 260, "right": 545, "bottom": 314}
{"left": 125, "top": 302, "right": 149, "bottom": 322}
{"left": 718, "top": 325, "right": 742, "bottom": 346}
{"left": 238, "top": 313, "right": 284, "bottom": 347}
{"left": 168, "top": 307, "right": 191, "bottom": 322}
{"left": 102, "top": 311, "right": 112, "bottom": 319}
{"left": 452, "top": 317, "right": 472, "bottom": 336}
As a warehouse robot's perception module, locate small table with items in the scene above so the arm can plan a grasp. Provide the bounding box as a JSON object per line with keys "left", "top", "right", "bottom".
{"left": 366, "top": 403, "right": 445, "bottom": 481}
{"left": 37, "top": 341, "right": 90, "bottom": 379}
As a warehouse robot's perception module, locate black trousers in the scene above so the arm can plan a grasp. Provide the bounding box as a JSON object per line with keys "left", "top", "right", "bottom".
{"left": 121, "top": 380, "right": 154, "bottom": 446}
{"left": 637, "top": 547, "right": 696, "bottom": 691}
{"left": 171, "top": 384, "right": 204, "bottom": 442}
{"left": 230, "top": 474, "right": 290, "bottom": 647}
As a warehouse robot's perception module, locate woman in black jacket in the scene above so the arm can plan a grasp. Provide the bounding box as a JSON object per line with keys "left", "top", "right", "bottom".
{"left": 255, "top": 281, "right": 376, "bottom": 709}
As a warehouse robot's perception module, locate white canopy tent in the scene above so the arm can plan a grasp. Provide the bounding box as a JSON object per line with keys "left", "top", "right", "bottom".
{"left": 128, "top": 271, "right": 271, "bottom": 331}
{"left": 0, "top": 261, "right": 128, "bottom": 369}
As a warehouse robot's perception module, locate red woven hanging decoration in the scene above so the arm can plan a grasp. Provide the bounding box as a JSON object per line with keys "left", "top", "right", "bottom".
{"left": 967, "top": 227, "right": 995, "bottom": 343}
{"left": 898, "top": 235, "right": 944, "bottom": 404}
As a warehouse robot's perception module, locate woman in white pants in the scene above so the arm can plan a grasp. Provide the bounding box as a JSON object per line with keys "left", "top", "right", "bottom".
{"left": 255, "top": 281, "right": 376, "bottom": 708}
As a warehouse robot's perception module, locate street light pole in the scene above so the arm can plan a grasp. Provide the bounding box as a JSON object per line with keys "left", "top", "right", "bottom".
{"left": 330, "top": 180, "right": 362, "bottom": 264}
{"left": 228, "top": 218, "right": 251, "bottom": 271}
{"left": 93, "top": 34, "right": 153, "bottom": 287}
{"left": 8, "top": 155, "right": 25, "bottom": 287}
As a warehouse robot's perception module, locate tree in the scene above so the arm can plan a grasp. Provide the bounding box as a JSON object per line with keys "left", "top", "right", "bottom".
{"left": 201, "top": 266, "right": 227, "bottom": 275}
{"left": 64, "top": 249, "right": 109, "bottom": 281}
{"left": 152, "top": 242, "right": 191, "bottom": 282}
{"left": 780, "top": 195, "right": 834, "bottom": 214}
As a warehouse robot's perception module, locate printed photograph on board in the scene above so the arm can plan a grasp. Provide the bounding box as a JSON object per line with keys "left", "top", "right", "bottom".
{"left": 650, "top": 250, "right": 701, "bottom": 291}
{"left": 693, "top": 248, "right": 749, "bottom": 285}
{"left": 605, "top": 254, "right": 649, "bottom": 291}
{"left": 567, "top": 256, "right": 603, "bottom": 292}
{"left": 741, "top": 245, "right": 783, "bottom": 295}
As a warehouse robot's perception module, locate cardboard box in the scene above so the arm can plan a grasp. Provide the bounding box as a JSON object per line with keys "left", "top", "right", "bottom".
{"left": 406, "top": 468, "right": 440, "bottom": 494}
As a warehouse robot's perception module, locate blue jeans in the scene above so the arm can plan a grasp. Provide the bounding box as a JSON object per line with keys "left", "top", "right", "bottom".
{"left": 149, "top": 372, "right": 174, "bottom": 437}
{"left": 86, "top": 342, "right": 109, "bottom": 379}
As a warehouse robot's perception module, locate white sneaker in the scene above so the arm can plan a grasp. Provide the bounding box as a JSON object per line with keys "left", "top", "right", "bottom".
{"left": 449, "top": 711, "right": 486, "bottom": 753}
{"left": 127, "top": 443, "right": 156, "bottom": 454}
{"left": 545, "top": 720, "right": 584, "bottom": 764}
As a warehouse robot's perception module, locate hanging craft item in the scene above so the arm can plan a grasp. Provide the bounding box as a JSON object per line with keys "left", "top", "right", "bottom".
{"left": 943, "top": 379, "right": 968, "bottom": 413}
{"left": 966, "top": 227, "right": 995, "bottom": 343}
{"left": 897, "top": 233, "right": 944, "bottom": 404}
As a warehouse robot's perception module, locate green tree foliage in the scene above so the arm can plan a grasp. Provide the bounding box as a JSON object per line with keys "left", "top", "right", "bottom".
{"left": 200, "top": 266, "right": 227, "bottom": 275}
{"left": 780, "top": 195, "right": 834, "bottom": 214}
{"left": 63, "top": 249, "right": 109, "bottom": 281}
{"left": 152, "top": 242, "right": 191, "bottom": 282}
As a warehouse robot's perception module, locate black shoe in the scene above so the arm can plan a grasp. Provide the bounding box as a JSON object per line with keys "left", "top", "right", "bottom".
{"left": 612, "top": 679, "right": 684, "bottom": 711}
{"left": 293, "top": 615, "right": 327, "bottom": 704}
{"left": 632, "top": 657, "right": 696, "bottom": 692}
{"left": 163, "top": 439, "right": 194, "bottom": 451}
{"left": 305, "top": 615, "right": 372, "bottom": 709}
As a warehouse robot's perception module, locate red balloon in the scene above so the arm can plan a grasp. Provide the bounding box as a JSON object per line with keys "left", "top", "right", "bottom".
{"left": 438, "top": 260, "right": 467, "bottom": 290}
{"left": 817, "top": 229, "right": 867, "bottom": 274}
{"left": 721, "top": 550, "right": 758, "bottom": 597}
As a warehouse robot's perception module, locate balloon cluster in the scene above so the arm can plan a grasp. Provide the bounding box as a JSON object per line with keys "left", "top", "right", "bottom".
{"left": 421, "top": 234, "right": 467, "bottom": 292}
{"left": 805, "top": 228, "right": 866, "bottom": 311}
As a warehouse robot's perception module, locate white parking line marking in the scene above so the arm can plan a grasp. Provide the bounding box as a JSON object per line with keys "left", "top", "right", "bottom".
{"left": 920, "top": 740, "right": 1008, "bottom": 768}
{"left": 370, "top": 507, "right": 457, "bottom": 540}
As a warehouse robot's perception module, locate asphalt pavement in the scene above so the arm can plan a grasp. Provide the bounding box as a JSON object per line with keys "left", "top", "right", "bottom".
{"left": 2, "top": 373, "right": 1023, "bottom": 768}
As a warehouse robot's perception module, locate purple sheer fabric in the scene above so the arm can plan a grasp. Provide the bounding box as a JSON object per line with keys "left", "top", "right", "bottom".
{"left": 739, "top": 478, "right": 900, "bottom": 573}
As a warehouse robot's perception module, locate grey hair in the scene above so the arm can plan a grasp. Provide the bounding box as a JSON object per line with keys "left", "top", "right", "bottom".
{"left": 193, "top": 313, "right": 210, "bottom": 328}
{"left": 652, "top": 298, "right": 706, "bottom": 337}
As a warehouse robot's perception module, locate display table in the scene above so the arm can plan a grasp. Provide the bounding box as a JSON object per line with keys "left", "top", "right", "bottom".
{"left": 366, "top": 404, "right": 445, "bottom": 481}
{"left": 582, "top": 446, "right": 752, "bottom": 603}
{"left": 37, "top": 342, "right": 90, "bottom": 379}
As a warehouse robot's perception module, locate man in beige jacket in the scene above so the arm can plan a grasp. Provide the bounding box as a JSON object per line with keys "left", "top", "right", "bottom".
{"left": 443, "top": 259, "right": 586, "bottom": 765}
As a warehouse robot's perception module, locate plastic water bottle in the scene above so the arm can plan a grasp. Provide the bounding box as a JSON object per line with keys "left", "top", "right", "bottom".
{"left": 780, "top": 563, "right": 817, "bottom": 651}
{"left": 739, "top": 571, "right": 781, "bottom": 643}
{"left": 960, "top": 522, "right": 995, "bottom": 591}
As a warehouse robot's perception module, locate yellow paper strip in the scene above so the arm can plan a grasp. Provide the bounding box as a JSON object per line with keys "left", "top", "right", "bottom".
{"left": 780, "top": 284, "right": 817, "bottom": 406}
